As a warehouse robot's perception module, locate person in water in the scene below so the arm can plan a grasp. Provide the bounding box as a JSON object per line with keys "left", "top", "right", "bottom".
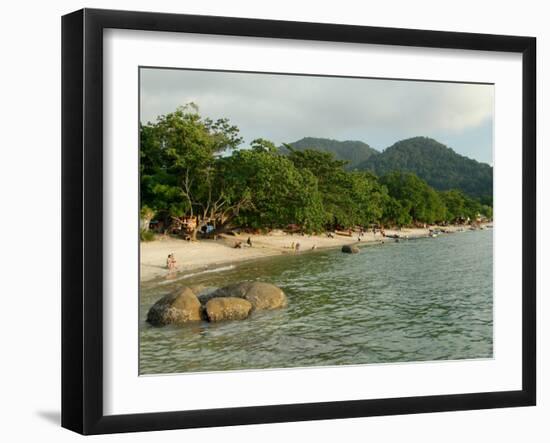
{"left": 166, "top": 253, "right": 177, "bottom": 272}
{"left": 247, "top": 237, "right": 252, "bottom": 247}
{"left": 295, "top": 242, "right": 301, "bottom": 252}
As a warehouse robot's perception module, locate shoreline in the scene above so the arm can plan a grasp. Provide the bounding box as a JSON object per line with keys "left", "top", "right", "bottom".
{"left": 140, "top": 224, "right": 491, "bottom": 283}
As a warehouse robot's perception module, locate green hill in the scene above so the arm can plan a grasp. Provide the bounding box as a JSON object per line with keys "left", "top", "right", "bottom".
{"left": 357, "top": 136, "right": 492, "bottom": 198}
{"left": 281, "top": 137, "right": 379, "bottom": 169}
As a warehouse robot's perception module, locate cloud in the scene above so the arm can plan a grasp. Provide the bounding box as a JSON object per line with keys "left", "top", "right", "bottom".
{"left": 140, "top": 68, "right": 493, "bottom": 162}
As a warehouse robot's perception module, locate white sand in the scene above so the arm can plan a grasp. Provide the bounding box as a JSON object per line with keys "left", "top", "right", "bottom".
{"left": 140, "top": 225, "right": 478, "bottom": 282}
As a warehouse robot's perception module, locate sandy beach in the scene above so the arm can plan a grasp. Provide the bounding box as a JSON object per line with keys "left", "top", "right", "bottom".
{"left": 140, "top": 225, "right": 485, "bottom": 282}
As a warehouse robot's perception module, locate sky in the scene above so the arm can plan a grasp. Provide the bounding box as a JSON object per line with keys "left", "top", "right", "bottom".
{"left": 140, "top": 68, "right": 494, "bottom": 165}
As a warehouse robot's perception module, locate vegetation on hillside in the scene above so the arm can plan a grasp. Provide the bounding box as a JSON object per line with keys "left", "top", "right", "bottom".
{"left": 140, "top": 105, "right": 492, "bottom": 236}
{"left": 281, "top": 137, "right": 379, "bottom": 169}
{"left": 357, "top": 136, "right": 493, "bottom": 198}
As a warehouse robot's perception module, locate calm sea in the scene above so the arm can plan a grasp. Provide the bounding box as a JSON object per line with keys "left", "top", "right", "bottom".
{"left": 139, "top": 229, "right": 493, "bottom": 374}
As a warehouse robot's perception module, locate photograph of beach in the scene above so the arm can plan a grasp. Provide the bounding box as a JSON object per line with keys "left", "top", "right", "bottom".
{"left": 139, "top": 68, "right": 494, "bottom": 375}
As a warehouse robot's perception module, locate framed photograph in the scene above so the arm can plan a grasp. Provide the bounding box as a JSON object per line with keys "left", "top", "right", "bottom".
{"left": 61, "top": 8, "right": 536, "bottom": 435}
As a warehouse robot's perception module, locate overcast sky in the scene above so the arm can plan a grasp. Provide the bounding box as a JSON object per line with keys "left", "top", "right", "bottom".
{"left": 140, "top": 68, "right": 494, "bottom": 165}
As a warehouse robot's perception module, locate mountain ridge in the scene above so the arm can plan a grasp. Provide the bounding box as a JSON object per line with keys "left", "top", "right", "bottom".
{"left": 280, "top": 137, "right": 379, "bottom": 169}
{"left": 357, "top": 136, "right": 492, "bottom": 198}
{"left": 281, "top": 136, "right": 492, "bottom": 198}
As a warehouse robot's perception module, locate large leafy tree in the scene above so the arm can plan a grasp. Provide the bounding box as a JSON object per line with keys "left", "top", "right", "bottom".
{"left": 381, "top": 172, "right": 446, "bottom": 224}
{"left": 286, "top": 148, "right": 387, "bottom": 228}
{"left": 224, "top": 143, "right": 325, "bottom": 232}
{"left": 381, "top": 197, "right": 412, "bottom": 227}
{"left": 140, "top": 104, "right": 249, "bottom": 239}
{"left": 348, "top": 171, "right": 388, "bottom": 226}
{"left": 286, "top": 148, "right": 350, "bottom": 227}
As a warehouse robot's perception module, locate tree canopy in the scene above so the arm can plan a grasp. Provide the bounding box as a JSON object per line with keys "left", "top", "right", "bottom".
{"left": 140, "top": 105, "right": 493, "bottom": 237}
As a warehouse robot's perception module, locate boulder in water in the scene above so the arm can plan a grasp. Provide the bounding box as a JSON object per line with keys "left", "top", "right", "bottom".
{"left": 146, "top": 288, "right": 202, "bottom": 326}
{"left": 244, "top": 282, "right": 287, "bottom": 310}
{"left": 205, "top": 297, "right": 252, "bottom": 322}
{"left": 202, "top": 281, "right": 287, "bottom": 311}
{"left": 198, "top": 282, "right": 252, "bottom": 304}
{"left": 342, "top": 244, "right": 360, "bottom": 254}
{"left": 188, "top": 284, "right": 207, "bottom": 296}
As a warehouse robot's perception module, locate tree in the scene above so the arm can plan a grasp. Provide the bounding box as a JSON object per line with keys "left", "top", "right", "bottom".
{"left": 382, "top": 196, "right": 412, "bottom": 227}
{"left": 224, "top": 147, "right": 325, "bottom": 232}
{"left": 381, "top": 172, "right": 445, "bottom": 224}
{"left": 287, "top": 148, "right": 350, "bottom": 226}
{"left": 348, "top": 171, "right": 388, "bottom": 226}
{"left": 140, "top": 205, "right": 156, "bottom": 231}
{"left": 140, "top": 104, "right": 249, "bottom": 239}
{"left": 440, "top": 189, "right": 467, "bottom": 222}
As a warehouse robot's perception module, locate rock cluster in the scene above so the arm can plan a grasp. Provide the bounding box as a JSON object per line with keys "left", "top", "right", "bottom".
{"left": 341, "top": 244, "right": 360, "bottom": 254}
{"left": 146, "top": 281, "right": 287, "bottom": 326}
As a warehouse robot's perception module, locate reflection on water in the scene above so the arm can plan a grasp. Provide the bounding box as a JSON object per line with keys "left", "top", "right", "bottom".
{"left": 140, "top": 229, "right": 493, "bottom": 374}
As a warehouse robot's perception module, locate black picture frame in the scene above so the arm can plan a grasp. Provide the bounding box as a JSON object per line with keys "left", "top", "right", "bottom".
{"left": 61, "top": 8, "right": 536, "bottom": 435}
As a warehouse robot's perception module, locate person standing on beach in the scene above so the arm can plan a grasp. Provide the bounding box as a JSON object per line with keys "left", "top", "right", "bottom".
{"left": 295, "top": 242, "right": 301, "bottom": 252}
{"left": 247, "top": 237, "right": 252, "bottom": 247}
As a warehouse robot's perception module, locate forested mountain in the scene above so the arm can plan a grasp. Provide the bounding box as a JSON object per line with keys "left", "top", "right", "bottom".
{"left": 357, "top": 137, "right": 492, "bottom": 198}
{"left": 281, "top": 137, "right": 379, "bottom": 169}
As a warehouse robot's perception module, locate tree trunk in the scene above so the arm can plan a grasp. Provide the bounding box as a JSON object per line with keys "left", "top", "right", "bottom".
{"left": 140, "top": 216, "right": 153, "bottom": 231}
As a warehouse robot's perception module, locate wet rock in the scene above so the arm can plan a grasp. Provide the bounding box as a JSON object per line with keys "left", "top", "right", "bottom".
{"left": 146, "top": 288, "right": 202, "bottom": 326}
{"left": 244, "top": 282, "right": 287, "bottom": 310}
{"left": 198, "top": 282, "right": 252, "bottom": 304}
{"left": 188, "top": 284, "right": 207, "bottom": 295}
{"left": 205, "top": 297, "right": 252, "bottom": 322}
{"left": 202, "top": 281, "right": 287, "bottom": 311}
{"left": 341, "top": 245, "right": 360, "bottom": 254}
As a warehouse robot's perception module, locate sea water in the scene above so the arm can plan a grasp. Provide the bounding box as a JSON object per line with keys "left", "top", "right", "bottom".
{"left": 139, "top": 229, "right": 493, "bottom": 374}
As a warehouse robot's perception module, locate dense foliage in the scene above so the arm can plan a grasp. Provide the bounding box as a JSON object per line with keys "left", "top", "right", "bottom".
{"left": 286, "top": 148, "right": 386, "bottom": 228}
{"left": 281, "top": 137, "right": 379, "bottom": 169}
{"left": 220, "top": 140, "right": 325, "bottom": 231}
{"left": 140, "top": 106, "right": 493, "bottom": 236}
{"left": 357, "top": 136, "right": 493, "bottom": 198}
